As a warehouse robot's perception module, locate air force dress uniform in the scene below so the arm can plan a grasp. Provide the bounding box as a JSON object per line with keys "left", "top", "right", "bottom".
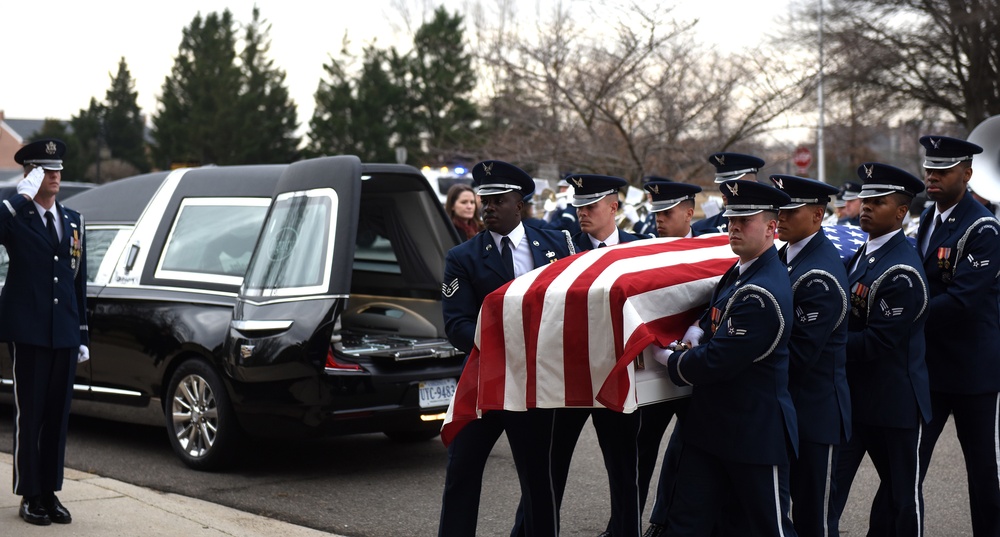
{"left": 2, "top": 139, "right": 87, "bottom": 524}
{"left": 832, "top": 163, "right": 931, "bottom": 537}
{"left": 771, "top": 175, "right": 851, "bottom": 536}
{"left": 690, "top": 152, "right": 765, "bottom": 236}
{"left": 439, "top": 160, "right": 574, "bottom": 537}
{"left": 659, "top": 180, "right": 798, "bottom": 537}
{"left": 915, "top": 136, "right": 1000, "bottom": 536}
{"left": 556, "top": 174, "right": 645, "bottom": 537}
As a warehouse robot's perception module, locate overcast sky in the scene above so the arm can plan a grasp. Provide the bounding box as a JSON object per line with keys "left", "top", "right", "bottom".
{"left": 1, "top": 0, "right": 793, "bottom": 132}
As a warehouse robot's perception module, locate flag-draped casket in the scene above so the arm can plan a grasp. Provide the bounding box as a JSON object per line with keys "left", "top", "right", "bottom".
{"left": 441, "top": 234, "right": 738, "bottom": 445}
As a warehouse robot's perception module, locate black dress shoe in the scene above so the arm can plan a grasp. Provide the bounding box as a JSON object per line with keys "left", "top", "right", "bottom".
{"left": 642, "top": 523, "right": 667, "bottom": 537}
{"left": 19, "top": 497, "right": 52, "bottom": 526}
{"left": 41, "top": 494, "right": 72, "bottom": 524}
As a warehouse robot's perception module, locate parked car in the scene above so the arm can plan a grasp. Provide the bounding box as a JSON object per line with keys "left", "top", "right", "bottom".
{"left": 0, "top": 156, "right": 465, "bottom": 470}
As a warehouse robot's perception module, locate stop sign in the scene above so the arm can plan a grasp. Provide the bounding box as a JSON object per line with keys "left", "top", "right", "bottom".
{"left": 793, "top": 146, "right": 812, "bottom": 172}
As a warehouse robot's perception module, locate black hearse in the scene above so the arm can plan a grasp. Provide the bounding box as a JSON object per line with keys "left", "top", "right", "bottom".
{"left": 0, "top": 156, "right": 464, "bottom": 469}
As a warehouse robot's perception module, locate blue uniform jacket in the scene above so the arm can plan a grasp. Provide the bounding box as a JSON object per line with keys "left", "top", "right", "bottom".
{"left": 783, "top": 231, "right": 851, "bottom": 445}
{"left": 442, "top": 224, "right": 574, "bottom": 355}
{"left": 916, "top": 194, "right": 1000, "bottom": 394}
{"left": 690, "top": 212, "right": 728, "bottom": 235}
{"left": 0, "top": 194, "right": 88, "bottom": 349}
{"left": 572, "top": 228, "right": 642, "bottom": 252}
{"left": 666, "top": 246, "right": 798, "bottom": 465}
{"left": 846, "top": 231, "right": 931, "bottom": 428}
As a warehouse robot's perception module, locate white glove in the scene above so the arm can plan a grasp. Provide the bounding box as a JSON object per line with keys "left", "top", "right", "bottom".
{"left": 682, "top": 324, "right": 704, "bottom": 347}
{"left": 17, "top": 166, "right": 45, "bottom": 199}
{"left": 622, "top": 204, "right": 640, "bottom": 224}
{"left": 556, "top": 197, "right": 568, "bottom": 210}
{"left": 650, "top": 344, "right": 673, "bottom": 366}
{"left": 78, "top": 345, "right": 90, "bottom": 363}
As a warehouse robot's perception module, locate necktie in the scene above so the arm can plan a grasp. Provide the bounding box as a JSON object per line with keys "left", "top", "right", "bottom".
{"left": 778, "top": 244, "right": 788, "bottom": 264}
{"left": 923, "top": 215, "right": 943, "bottom": 255}
{"left": 45, "top": 211, "right": 59, "bottom": 246}
{"left": 851, "top": 243, "right": 867, "bottom": 275}
{"left": 501, "top": 236, "right": 515, "bottom": 280}
{"left": 598, "top": 242, "right": 607, "bottom": 248}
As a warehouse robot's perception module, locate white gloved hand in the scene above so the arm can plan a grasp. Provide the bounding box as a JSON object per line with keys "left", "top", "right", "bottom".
{"left": 682, "top": 324, "right": 704, "bottom": 347}
{"left": 622, "top": 204, "right": 640, "bottom": 224}
{"left": 650, "top": 344, "right": 673, "bottom": 366}
{"left": 556, "top": 197, "right": 568, "bottom": 210}
{"left": 78, "top": 345, "right": 90, "bottom": 363}
{"left": 17, "top": 166, "right": 45, "bottom": 199}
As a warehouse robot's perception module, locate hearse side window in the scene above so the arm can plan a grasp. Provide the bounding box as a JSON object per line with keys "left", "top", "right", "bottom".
{"left": 156, "top": 198, "right": 270, "bottom": 285}
{"left": 86, "top": 228, "right": 127, "bottom": 283}
{"left": 242, "top": 188, "right": 337, "bottom": 297}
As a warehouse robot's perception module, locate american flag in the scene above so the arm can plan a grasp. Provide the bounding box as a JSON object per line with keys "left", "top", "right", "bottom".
{"left": 441, "top": 234, "right": 735, "bottom": 445}
{"left": 821, "top": 224, "right": 867, "bottom": 260}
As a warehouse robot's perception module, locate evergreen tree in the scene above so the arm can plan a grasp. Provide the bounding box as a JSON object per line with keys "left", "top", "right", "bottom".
{"left": 409, "top": 7, "right": 478, "bottom": 161}
{"left": 102, "top": 58, "right": 149, "bottom": 173}
{"left": 153, "top": 10, "right": 243, "bottom": 167}
{"left": 69, "top": 99, "right": 104, "bottom": 181}
{"left": 308, "top": 46, "right": 409, "bottom": 162}
{"left": 236, "top": 7, "right": 300, "bottom": 164}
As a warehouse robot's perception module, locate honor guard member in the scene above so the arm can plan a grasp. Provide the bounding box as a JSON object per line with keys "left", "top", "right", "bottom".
{"left": 546, "top": 173, "right": 644, "bottom": 537}
{"left": 438, "top": 160, "right": 575, "bottom": 537}
{"left": 633, "top": 179, "right": 707, "bottom": 537}
{"left": 650, "top": 180, "right": 798, "bottom": 537}
{"left": 645, "top": 179, "right": 704, "bottom": 239}
{"left": 771, "top": 175, "right": 851, "bottom": 537}
{"left": 3, "top": 139, "right": 88, "bottom": 526}
{"left": 632, "top": 176, "right": 680, "bottom": 238}
{"left": 830, "top": 163, "right": 931, "bottom": 537}
{"left": 836, "top": 181, "right": 862, "bottom": 227}
{"left": 915, "top": 136, "right": 1000, "bottom": 536}
{"left": 544, "top": 179, "right": 583, "bottom": 236}
{"left": 691, "top": 152, "right": 766, "bottom": 235}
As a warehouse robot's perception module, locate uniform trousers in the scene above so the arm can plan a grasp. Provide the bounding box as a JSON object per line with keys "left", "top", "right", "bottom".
{"left": 919, "top": 391, "right": 1000, "bottom": 536}
{"left": 831, "top": 422, "right": 923, "bottom": 537}
{"left": 11, "top": 343, "right": 76, "bottom": 498}
{"left": 647, "top": 411, "right": 688, "bottom": 526}
{"left": 790, "top": 440, "right": 838, "bottom": 537}
{"left": 665, "top": 442, "right": 796, "bottom": 537}
{"left": 549, "top": 407, "right": 642, "bottom": 537}
{"left": 438, "top": 409, "right": 559, "bottom": 537}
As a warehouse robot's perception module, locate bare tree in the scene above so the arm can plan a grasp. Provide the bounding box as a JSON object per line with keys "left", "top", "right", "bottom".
{"left": 467, "top": 0, "right": 814, "bottom": 184}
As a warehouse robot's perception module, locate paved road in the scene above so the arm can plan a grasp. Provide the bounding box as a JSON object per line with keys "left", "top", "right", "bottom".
{"left": 0, "top": 402, "right": 973, "bottom": 536}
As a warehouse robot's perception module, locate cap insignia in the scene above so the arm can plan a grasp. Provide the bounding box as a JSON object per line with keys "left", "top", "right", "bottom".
{"left": 482, "top": 162, "right": 494, "bottom": 176}
{"left": 726, "top": 182, "right": 739, "bottom": 197}
{"left": 45, "top": 141, "right": 57, "bottom": 155}
{"left": 649, "top": 184, "right": 660, "bottom": 195}
{"left": 864, "top": 164, "right": 874, "bottom": 179}
{"left": 929, "top": 137, "right": 941, "bottom": 149}
{"left": 570, "top": 176, "right": 584, "bottom": 188}
{"left": 714, "top": 155, "right": 726, "bottom": 166}
{"left": 773, "top": 177, "right": 784, "bottom": 190}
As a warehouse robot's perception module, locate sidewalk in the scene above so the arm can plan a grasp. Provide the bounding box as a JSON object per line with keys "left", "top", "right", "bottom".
{"left": 0, "top": 452, "right": 341, "bottom": 536}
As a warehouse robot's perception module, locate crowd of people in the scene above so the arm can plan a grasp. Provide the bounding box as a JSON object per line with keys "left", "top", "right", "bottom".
{"left": 437, "top": 135, "right": 1000, "bottom": 537}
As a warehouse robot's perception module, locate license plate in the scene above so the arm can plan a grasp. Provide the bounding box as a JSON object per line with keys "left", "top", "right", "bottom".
{"left": 418, "top": 378, "right": 457, "bottom": 408}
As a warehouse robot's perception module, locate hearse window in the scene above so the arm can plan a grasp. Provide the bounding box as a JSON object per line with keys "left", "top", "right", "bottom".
{"left": 156, "top": 198, "right": 269, "bottom": 285}
{"left": 242, "top": 188, "right": 337, "bottom": 297}
{"left": 86, "top": 228, "right": 127, "bottom": 283}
